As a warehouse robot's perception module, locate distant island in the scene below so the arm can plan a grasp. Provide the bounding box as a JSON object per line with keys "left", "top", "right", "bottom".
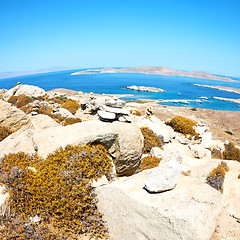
{"left": 124, "top": 86, "right": 165, "bottom": 92}
{"left": 71, "top": 66, "right": 237, "bottom": 82}
{"left": 194, "top": 84, "right": 240, "bottom": 94}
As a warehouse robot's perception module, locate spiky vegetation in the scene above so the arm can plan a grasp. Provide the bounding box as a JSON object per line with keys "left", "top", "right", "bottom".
{"left": 223, "top": 141, "right": 240, "bottom": 162}
{"left": 206, "top": 161, "right": 229, "bottom": 192}
{"left": 137, "top": 156, "right": 161, "bottom": 173}
{"left": 0, "top": 125, "right": 12, "bottom": 142}
{"left": 166, "top": 116, "right": 199, "bottom": 138}
{"left": 53, "top": 97, "right": 80, "bottom": 115}
{"left": 8, "top": 94, "right": 33, "bottom": 109}
{"left": 140, "top": 127, "right": 162, "bottom": 154}
{"left": 62, "top": 117, "right": 82, "bottom": 126}
{"left": 0, "top": 144, "right": 112, "bottom": 239}
{"left": 130, "top": 109, "right": 142, "bottom": 116}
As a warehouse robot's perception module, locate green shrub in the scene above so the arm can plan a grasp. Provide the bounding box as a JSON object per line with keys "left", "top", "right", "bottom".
{"left": 206, "top": 161, "right": 229, "bottom": 192}
{"left": 0, "top": 125, "right": 12, "bottom": 142}
{"left": 190, "top": 108, "right": 197, "bottom": 111}
{"left": 137, "top": 156, "right": 161, "bottom": 173}
{"left": 140, "top": 127, "right": 162, "bottom": 154}
{"left": 166, "top": 116, "right": 199, "bottom": 138}
{"left": 223, "top": 141, "right": 240, "bottom": 162}
{"left": 0, "top": 144, "right": 112, "bottom": 239}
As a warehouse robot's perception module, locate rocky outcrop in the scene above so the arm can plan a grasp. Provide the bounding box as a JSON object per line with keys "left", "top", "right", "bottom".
{"left": 96, "top": 171, "right": 222, "bottom": 240}
{"left": 0, "top": 100, "right": 31, "bottom": 131}
{"left": 3, "top": 84, "right": 46, "bottom": 101}
{"left": 29, "top": 114, "right": 60, "bottom": 131}
{"left": 33, "top": 121, "right": 143, "bottom": 176}
{"left": 0, "top": 128, "right": 37, "bottom": 159}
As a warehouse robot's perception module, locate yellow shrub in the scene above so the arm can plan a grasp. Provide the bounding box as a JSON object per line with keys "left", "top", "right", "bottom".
{"left": 62, "top": 117, "right": 82, "bottom": 126}
{"left": 62, "top": 99, "right": 80, "bottom": 114}
{"left": 137, "top": 156, "right": 161, "bottom": 173}
{"left": 0, "top": 144, "right": 112, "bottom": 239}
{"left": 130, "top": 109, "right": 142, "bottom": 116}
{"left": 0, "top": 126, "right": 12, "bottom": 142}
{"left": 223, "top": 141, "right": 240, "bottom": 162}
{"left": 167, "top": 116, "right": 199, "bottom": 138}
{"left": 8, "top": 94, "right": 33, "bottom": 108}
{"left": 141, "top": 127, "right": 162, "bottom": 154}
{"left": 206, "top": 161, "right": 229, "bottom": 192}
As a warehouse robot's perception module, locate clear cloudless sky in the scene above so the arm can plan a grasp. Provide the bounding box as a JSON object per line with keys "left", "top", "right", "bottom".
{"left": 0, "top": 0, "right": 240, "bottom": 76}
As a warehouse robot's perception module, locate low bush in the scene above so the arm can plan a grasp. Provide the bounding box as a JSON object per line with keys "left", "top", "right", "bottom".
{"left": 238, "top": 174, "right": 240, "bottom": 179}
{"left": 8, "top": 94, "right": 33, "bottom": 108}
{"left": 0, "top": 125, "right": 12, "bottom": 142}
{"left": 61, "top": 99, "right": 80, "bottom": 114}
{"left": 206, "top": 161, "right": 229, "bottom": 192}
{"left": 224, "top": 131, "right": 233, "bottom": 135}
{"left": 140, "top": 127, "right": 162, "bottom": 154}
{"left": 0, "top": 144, "right": 112, "bottom": 239}
{"left": 166, "top": 116, "right": 199, "bottom": 138}
{"left": 62, "top": 117, "right": 82, "bottom": 126}
{"left": 130, "top": 109, "right": 142, "bottom": 116}
{"left": 137, "top": 156, "right": 161, "bottom": 173}
{"left": 223, "top": 141, "right": 240, "bottom": 162}
{"left": 190, "top": 108, "right": 197, "bottom": 111}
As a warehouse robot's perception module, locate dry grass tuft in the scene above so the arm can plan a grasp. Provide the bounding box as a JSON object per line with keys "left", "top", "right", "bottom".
{"left": 137, "top": 156, "right": 161, "bottom": 173}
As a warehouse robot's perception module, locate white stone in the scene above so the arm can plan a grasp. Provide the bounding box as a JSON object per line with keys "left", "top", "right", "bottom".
{"left": 58, "top": 107, "right": 75, "bottom": 118}
{"left": 189, "top": 144, "right": 211, "bottom": 159}
{"left": 100, "top": 105, "right": 130, "bottom": 115}
{"left": 200, "top": 131, "right": 212, "bottom": 149}
{"left": 144, "top": 160, "right": 182, "bottom": 193}
{"left": 150, "top": 147, "right": 164, "bottom": 158}
{"left": 105, "top": 98, "right": 126, "bottom": 108}
{"left": 98, "top": 110, "right": 116, "bottom": 120}
{"left": 0, "top": 186, "right": 9, "bottom": 217}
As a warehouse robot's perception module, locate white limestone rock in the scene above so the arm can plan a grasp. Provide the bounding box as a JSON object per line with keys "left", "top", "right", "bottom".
{"left": 144, "top": 160, "right": 182, "bottom": 193}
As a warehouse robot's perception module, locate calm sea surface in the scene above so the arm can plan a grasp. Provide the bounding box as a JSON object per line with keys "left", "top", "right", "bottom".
{"left": 0, "top": 69, "right": 240, "bottom": 111}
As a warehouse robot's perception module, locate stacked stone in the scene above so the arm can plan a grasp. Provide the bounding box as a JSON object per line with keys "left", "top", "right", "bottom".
{"left": 97, "top": 97, "right": 131, "bottom": 122}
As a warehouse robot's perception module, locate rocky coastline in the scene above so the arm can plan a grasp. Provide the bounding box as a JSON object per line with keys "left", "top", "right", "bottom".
{"left": 0, "top": 83, "right": 240, "bottom": 239}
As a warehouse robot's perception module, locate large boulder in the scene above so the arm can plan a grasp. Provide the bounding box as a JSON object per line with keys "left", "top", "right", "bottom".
{"left": 0, "top": 128, "right": 37, "bottom": 159}
{"left": 0, "top": 100, "right": 31, "bottom": 131}
{"left": 34, "top": 121, "right": 143, "bottom": 175}
{"left": 3, "top": 84, "right": 46, "bottom": 101}
{"left": 29, "top": 114, "right": 60, "bottom": 131}
{"left": 95, "top": 172, "right": 222, "bottom": 240}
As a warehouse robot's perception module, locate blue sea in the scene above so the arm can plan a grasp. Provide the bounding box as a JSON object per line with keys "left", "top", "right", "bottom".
{"left": 0, "top": 69, "right": 240, "bottom": 111}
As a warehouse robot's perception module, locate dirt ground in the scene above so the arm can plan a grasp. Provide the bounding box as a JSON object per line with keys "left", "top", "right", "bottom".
{"left": 129, "top": 101, "right": 240, "bottom": 146}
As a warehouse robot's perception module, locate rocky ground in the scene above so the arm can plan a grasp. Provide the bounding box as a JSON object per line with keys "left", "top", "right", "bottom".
{"left": 0, "top": 84, "right": 239, "bottom": 240}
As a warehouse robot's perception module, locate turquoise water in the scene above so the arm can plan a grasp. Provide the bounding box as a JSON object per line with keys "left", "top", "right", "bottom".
{"left": 0, "top": 69, "right": 240, "bottom": 111}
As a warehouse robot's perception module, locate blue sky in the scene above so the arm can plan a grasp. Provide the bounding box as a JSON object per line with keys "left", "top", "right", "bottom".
{"left": 0, "top": 0, "right": 240, "bottom": 76}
